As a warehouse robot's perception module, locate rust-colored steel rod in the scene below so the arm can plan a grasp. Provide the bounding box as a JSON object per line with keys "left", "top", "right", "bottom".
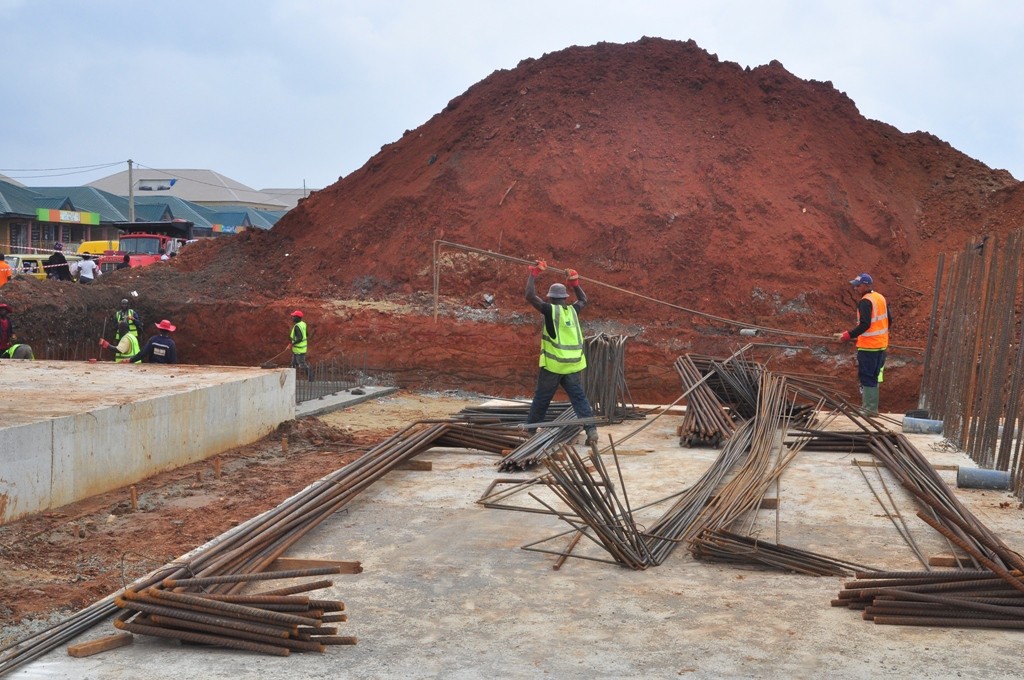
{"left": 115, "top": 596, "right": 295, "bottom": 638}
{"left": 115, "top": 619, "right": 290, "bottom": 656}
{"left": 146, "top": 614, "right": 326, "bottom": 653}
{"left": 256, "top": 579, "right": 334, "bottom": 597}
{"left": 163, "top": 566, "right": 342, "bottom": 589}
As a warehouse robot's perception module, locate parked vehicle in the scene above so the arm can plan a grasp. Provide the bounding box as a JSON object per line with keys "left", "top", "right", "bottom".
{"left": 77, "top": 240, "right": 119, "bottom": 256}
{"left": 8, "top": 253, "right": 81, "bottom": 281}
{"left": 98, "top": 221, "right": 193, "bottom": 273}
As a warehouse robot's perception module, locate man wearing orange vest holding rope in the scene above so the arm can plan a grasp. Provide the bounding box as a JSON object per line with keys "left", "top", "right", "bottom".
{"left": 836, "top": 272, "right": 890, "bottom": 413}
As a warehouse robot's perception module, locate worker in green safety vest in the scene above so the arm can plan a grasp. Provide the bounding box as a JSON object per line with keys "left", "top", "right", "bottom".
{"left": 100, "top": 321, "right": 141, "bottom": 363}
{"left": 289, "top": 310, "right": 312, "bottom": 380}
{"left": 524, "top": 260, "right": 598, "bottom": 446}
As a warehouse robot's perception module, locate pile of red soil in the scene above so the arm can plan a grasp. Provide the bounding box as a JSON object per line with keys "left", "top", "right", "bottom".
{"left": 3, "top": 37, "right": 1021, "bottom": 410}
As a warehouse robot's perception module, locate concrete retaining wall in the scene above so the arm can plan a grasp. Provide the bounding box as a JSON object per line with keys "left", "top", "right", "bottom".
{"left": 0, "top": 367, "right": 294, "bottom": 524}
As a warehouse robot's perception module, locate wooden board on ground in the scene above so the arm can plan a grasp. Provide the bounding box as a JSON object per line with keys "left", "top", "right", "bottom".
{"left": 67, "top": 632, "right": 133, "bottom": 657}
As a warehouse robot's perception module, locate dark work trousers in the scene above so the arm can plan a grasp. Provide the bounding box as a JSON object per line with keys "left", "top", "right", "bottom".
{"left": 527, "top": 368, "right": 595, "bottom": 428}
{"left": 857, "top": 349, "right": 886, "bottom": 388}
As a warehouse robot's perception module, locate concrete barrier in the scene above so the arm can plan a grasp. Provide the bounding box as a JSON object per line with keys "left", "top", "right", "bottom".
{"left": 0, "top": 363, "right": 295, "bottom": 524}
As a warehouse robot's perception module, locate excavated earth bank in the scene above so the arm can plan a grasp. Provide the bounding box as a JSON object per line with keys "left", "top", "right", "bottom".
{"left": 5, "top": 37, "right": 1024, "bottom": 410}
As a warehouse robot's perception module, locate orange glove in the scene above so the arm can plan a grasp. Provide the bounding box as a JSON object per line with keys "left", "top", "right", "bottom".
{"left": 566, "top": 269, "right": 580, "bottom": 287}
{"left": 527, "top": 260, "right": 547, "bottom": 277}
{"left": 99, "top": 339, "right": 110, "bottom": 349}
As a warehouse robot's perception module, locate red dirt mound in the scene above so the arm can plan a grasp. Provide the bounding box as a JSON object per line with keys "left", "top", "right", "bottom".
{"left": 2, "top": 37, "right": 1020, "bottom": 410}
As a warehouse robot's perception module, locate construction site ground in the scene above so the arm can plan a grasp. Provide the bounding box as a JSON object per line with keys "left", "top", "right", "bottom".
{"left": 3, "top": 391, "right": 1024, "bottom": 679}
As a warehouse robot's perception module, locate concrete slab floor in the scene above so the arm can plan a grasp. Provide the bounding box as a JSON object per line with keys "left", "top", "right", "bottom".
{"left": 0, "top": 360, "right": 291, "bottom": 425}
{"left": 11, "top": 404, "right": 1024, "bottom": 679}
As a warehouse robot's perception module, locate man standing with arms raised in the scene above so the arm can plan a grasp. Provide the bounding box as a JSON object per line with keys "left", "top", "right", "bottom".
{"left": 525, "top": 260, "right": 599, "bottom": 446}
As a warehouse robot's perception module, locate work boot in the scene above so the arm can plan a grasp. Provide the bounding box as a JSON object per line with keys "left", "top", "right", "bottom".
{"left": 584, "top": 428, "right": 599, "bottom": 446}
{"left": 862, "top": 386, "right": 880, "bottom": 414}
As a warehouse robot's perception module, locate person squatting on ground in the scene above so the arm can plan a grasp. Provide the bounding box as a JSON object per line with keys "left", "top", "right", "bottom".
{"left": 126, "top": 319, "right": 177, "bottom": 364}
{"left": 115, "top": 299, "right": 143, "bottom": 341}
{"left": 289, "top": 310, "right": 312, "bottom": 380}
{"left": 836, "top": 272, "right": 890, "bottom": 413}
{"left": 100, "top": 321, "right": 140, "bottom": 363}
{"left": 525, "top": 260, "right": 599, "bottom": 446}
{"left": 0, "top": 303, "right": 33, "bottom": 359}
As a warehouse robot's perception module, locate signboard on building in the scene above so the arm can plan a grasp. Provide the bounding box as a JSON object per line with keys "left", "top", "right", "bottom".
{"left": 35, "top": 208, "right": 100, "bottom": 225}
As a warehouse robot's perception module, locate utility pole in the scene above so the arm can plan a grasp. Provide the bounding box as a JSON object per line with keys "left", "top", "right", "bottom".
{"left": 127, "top": 159, "right": 135, "bottom": 224}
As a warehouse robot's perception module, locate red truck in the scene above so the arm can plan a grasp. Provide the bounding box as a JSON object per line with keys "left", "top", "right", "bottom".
{"left": 99, "top": 221, "right": 193, "bottom": 273}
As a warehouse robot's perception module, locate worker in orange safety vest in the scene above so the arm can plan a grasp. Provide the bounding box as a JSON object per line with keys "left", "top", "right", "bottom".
{"left": 836, "top": 272, "right": 890, "bottom": 413}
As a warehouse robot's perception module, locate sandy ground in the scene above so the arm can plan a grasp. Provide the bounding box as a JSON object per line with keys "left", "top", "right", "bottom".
{"left": 5, "top": 393, "right": 1024, "bottom": 679}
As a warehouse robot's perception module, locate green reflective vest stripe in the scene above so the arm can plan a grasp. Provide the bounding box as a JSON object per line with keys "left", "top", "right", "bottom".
{"left": 116, "top": 333, "right": 140, "bottom": 362}
{"left": 291, "top": 321, "right": 308, "bottom": 354}
{"left": 539, "top": 304, "right": 586, "bottom": 374}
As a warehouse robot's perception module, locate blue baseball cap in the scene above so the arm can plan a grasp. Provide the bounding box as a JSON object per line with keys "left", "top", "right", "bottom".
{"left": 849, "top": 273, "right": 873, "bottom": 286}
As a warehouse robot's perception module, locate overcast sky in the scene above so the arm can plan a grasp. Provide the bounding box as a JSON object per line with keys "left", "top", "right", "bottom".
{"left": 3, "top": 0, "right": 1022, "bottom": 192}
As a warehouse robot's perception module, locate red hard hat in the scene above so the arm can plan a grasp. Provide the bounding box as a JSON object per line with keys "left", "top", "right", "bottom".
{"left": 291, "top": 310, "right": 303, "bottom": 318}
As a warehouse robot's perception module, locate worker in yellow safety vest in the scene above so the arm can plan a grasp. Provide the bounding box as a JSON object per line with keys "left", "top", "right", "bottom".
{"left": 289, "top": 310, "right": 312, "bottom": 380}
{"left": 99, "top": 321, "right": 141, "bottom": 363}
{"left": 836, "top": 272, "right": 891, "bottom": 413}
{"left": 524, "top": 260, "right": 598, "bottom": 446}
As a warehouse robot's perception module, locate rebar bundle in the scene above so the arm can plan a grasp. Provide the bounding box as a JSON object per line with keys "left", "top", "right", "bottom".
{"left": 691, "top": 530, "right": 872, "bottom": 576}
{"left": 834, "top": 569, "right": 1024, "bottom": 631}
{"left": 674, "top": 354, "right": 736, "bottom": 448}
{"left": 113, "top": 569, "right": 353, "bottom": 656}
{"left": 0, "top": 419, "right": 512, "bottom": 675}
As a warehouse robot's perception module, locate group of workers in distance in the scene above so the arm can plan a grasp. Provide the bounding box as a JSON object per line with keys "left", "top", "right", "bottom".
{"left": 97, "top": 298, "right": 178, "bottom": 364}
{"left": 4, "top": 255, "right": 890, "bottom": 422}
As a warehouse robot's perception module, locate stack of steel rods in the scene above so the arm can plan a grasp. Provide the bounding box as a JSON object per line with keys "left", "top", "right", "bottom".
{"left": 691, "top": 530, "right": 873, "bottom": 576}
{"left": 0, "top": 419, "right": 504, "bottom": 673}
{"left": 678, "top": 374, "right": 804, "bottom": 547}
{"left": 643, "top": 419, "right": 756, "bottom": 565}
{"left": 452, "top": 402, "right": 570, "bottom": 424}
{"left": 581, "top": 333, "right": 639, "bottom": 420}
{"left": 674, "top": 354, "right": 736, "bottom": 448}
{"left": 540, "top": 444, "right": 652, "bottom": 570}
{"left": 688, "top": 353, "right": 763, "bottom": 420}
{"left": 833, "top": 569, "right": 1024, "bottom": 630}
{"left": 434, "top": 422, "right": 530, "bottom": 453}
{"left": 113, "top": 568, "right": 353, "bottom": 656}
{"left": 497, "top": 408, "right": 584, "bottom": 472}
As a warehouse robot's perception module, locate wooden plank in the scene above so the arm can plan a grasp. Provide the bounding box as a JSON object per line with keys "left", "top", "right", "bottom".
{"left": 395, "top": 460, "right": 433, "bottom": 471}
{"left": 67, "top": 632, "right": 133, "bottom": 657}
{"left": 928, "top": 554, "right": 972, "bottom": 568}
{"left": 268, "top": 558, "right": 363, "bottom": 574}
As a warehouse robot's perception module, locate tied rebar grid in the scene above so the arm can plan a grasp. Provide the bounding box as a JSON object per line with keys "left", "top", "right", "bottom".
{"left": 294, "top": 353, "right": 374, "bottom": 404}
{"left": 919, "top": 229, "right": 1024, "bottom": 497}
